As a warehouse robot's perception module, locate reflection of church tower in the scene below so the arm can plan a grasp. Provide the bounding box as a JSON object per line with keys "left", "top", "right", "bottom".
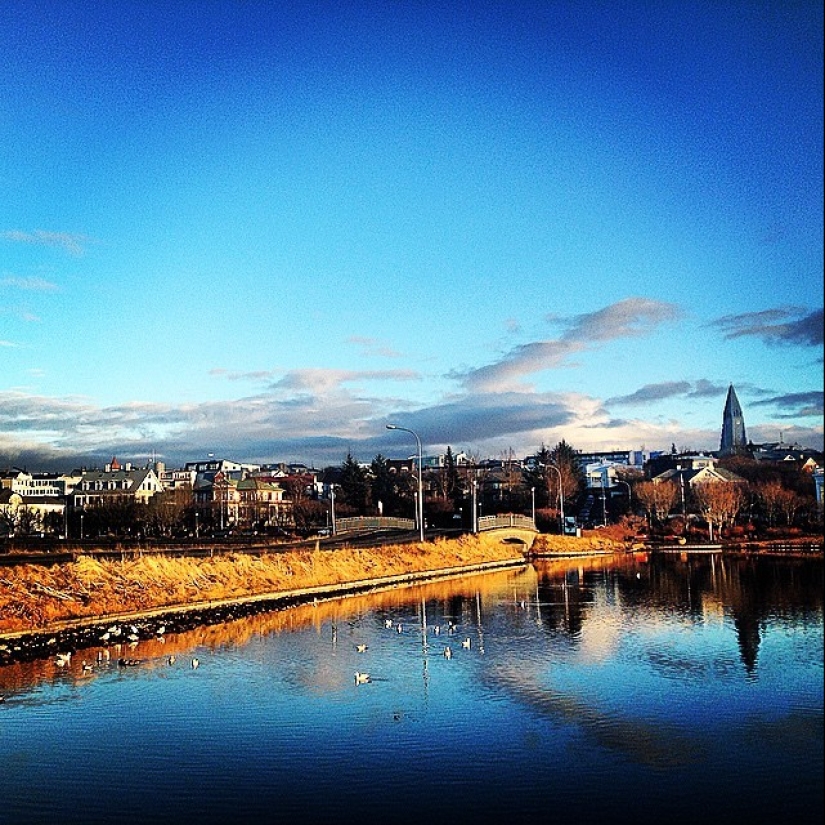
{"left": 720, "top": 384, "right": 747, "bottom": 456}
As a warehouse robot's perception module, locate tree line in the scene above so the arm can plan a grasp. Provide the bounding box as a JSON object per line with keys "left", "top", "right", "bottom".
{"left": 1, "top": 441, "right": 820, "bottom": 542}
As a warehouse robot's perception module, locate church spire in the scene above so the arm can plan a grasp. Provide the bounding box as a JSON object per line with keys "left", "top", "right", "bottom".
{"left": 719, "top": 384, "right": 748, "bottom": 456}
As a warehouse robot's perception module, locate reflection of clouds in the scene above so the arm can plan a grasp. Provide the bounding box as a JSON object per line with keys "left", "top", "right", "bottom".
{"left": 576, "top": 612, "right": 623, "bottom": 664}
{"left": 489, "top": 661, "right": 705, "bottom": 768}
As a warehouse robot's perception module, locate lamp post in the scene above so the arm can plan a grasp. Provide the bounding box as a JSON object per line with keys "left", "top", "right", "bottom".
{"left": 387, "top": 424, "right": 424, "bottom": 543}
{"left": 531, "top": 486, "right": 536, "bottom": 527}
{"left": 330, "top": 484, "right": 336, "bottom": 536}
{"left": 471, "top": 477, "right": 478, "bottom": 534}
{"left": 546, "top": 463, "right": 565, "bottom": 534}
{"left": 601, "top": 474, "right": 608, "bottom": 527}
{"left": 617, "top": 480, "right": 632, "bottom": 515}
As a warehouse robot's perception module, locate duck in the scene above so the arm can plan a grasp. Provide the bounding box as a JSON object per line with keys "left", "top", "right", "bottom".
{"left": 354, "top": 671, "right": 371, "bottom": 684}
{"left": 117, "top": 658, "right": 141, "bottom": 667}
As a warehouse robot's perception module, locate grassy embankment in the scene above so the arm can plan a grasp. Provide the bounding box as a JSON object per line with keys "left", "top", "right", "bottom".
{"left": 0, "top": 532, "right": 626, "bottom": 636}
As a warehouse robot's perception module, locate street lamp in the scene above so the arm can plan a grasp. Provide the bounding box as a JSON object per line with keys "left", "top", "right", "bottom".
{"left": 471, "top": 477, "right": 478, "bottom": 534}
{"left": 617, "top": 479, "right": 632, "bottom": 515}
{"left": 330, "top": 484, "right": 337, "bottom": 536}
{"left": 531, "top": 486, "right": 536, "bottom": 526}
{"left": 545, "top": 463, "right": 565, "bottom": 534}
{"left": 601, "top": 474, "right": 608, "bottom": 527}
{"left": 387, "top": 424, "right": 424, "bottom": 543}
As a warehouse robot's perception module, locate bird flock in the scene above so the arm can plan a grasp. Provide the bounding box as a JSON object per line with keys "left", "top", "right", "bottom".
{"left": 1, "top": 602, "right": 482, "bottom": 706}
{"left": 9, "top": 620, "right": 209, "bottom": 689}
{"left": 352, "top": 613, "right": 476, "bottom": 687}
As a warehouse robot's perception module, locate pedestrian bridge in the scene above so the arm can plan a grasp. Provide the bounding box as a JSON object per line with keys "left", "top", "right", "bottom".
{"left": 334, "top": 516, "right": 415, "bottom": 535}
{"left": 477, "top": 514, "right": 538, "bottom": 549}
{"left": 332, "top": 513, "right": 537, "bottom": 548}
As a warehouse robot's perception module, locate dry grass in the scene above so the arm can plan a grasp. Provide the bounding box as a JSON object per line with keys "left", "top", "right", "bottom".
{"left": 0, "top": 534, "right": 525, "bottom": 635}
{"left": 531, "top": 532, "right": 626, "bottom": 555}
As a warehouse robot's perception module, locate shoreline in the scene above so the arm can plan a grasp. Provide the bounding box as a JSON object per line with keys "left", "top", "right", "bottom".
{"left": 0, "top": 555, "right": 528, "bottom": 666}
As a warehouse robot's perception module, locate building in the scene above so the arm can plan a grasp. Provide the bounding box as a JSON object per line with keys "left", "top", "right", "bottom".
{"left": 720, "top": 384, "right": 748, "bottom": 457}
{"left": 72, "top": 460, "right": 163, "bottom": 509}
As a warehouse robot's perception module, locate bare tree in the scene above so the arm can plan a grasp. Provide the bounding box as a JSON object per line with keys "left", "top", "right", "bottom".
{"left": 755, "top": 480, "right": 784, "bottom": 527}
{"left": 776, "top": 487, "right": 805, "bottom": 526}
{"left": 635, "top": 480, "right": 678, "bottom": 525}
{"left": 693, "top": 481, "right": 746, "bottom": 541}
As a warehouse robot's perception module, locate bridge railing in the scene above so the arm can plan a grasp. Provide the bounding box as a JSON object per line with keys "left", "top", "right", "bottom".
{"left": 478, "top": 514, "right": 537, "bottom": 532}
{"left": 335, "top": 516, "right": 416, "bottom": 535}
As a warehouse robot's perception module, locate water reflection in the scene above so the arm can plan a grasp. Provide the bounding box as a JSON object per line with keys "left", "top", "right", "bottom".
{"left": 1, "top": 553, "right": 822, "bottom": 825}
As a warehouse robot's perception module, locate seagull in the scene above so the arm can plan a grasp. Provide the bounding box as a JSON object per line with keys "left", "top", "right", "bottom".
{"left": 461, "top": 638, "right": 471, "bottom": 649}
{"left": 384, "top": 619, "right": 393, "bottom": 629}
{"left": 354, "top": 671, "right": 371, "bottom": 684}
{"left": 81, "top": 661, "right": 94, "bottom": 673}
{"left": 167, "top": 655, "right": 176, "bottom": 665}
{"left": 156, "top": 625, "right": 166, "bottom": 636}
{"left": 191, "top": 658, "right": 200, "bottom": 669}
{"left": 433, "top": 625, "right": 441, "bottom": 635}
{"left": 356, "top": 644, "right": 368, "bottom": 653}
{"left": 443, "top": 646, "right": 452, "bottom": 659}
{"left": 396, "top": 623, "right": 403, "bottom": 634}
{"left": 55, "top": 652, "right": 72, "bottom": 667}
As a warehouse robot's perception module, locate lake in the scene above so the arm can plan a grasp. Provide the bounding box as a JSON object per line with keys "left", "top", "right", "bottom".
{"left": 1, "top": 551, "right": 822, "bottom": 825}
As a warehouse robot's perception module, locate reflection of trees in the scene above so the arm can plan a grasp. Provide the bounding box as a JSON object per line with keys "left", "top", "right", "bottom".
{"left": 648, "top": 554, "right": 823, "bottom": 675}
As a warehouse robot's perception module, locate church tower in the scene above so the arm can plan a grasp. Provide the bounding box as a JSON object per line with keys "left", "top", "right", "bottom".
{"left": 719, "top": 384, "right": 747, "bottom": 456}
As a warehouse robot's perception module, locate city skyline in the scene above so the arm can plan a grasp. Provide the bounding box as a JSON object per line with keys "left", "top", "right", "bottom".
{"left": 2, "top": 2, "right": 822, "bottom": 472}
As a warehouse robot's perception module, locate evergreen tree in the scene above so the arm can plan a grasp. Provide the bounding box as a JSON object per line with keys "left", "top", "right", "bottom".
{"left": 337, "top": 452, "right": 370, "bottom": 514}
{"left": 369, "top": 454, "right": 398, "bottom": 515}
{"left": 443, "top": 446, "right": 461, "bottom": 505}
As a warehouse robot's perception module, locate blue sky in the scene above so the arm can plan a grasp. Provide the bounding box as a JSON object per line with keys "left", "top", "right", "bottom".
{"left": 1, "top": 1, "right": 822, "bottom": 471}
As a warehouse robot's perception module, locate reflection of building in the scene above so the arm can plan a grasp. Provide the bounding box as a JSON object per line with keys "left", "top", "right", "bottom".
{"left": 720, "top": 384, "right": 748, "bottom": 457}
